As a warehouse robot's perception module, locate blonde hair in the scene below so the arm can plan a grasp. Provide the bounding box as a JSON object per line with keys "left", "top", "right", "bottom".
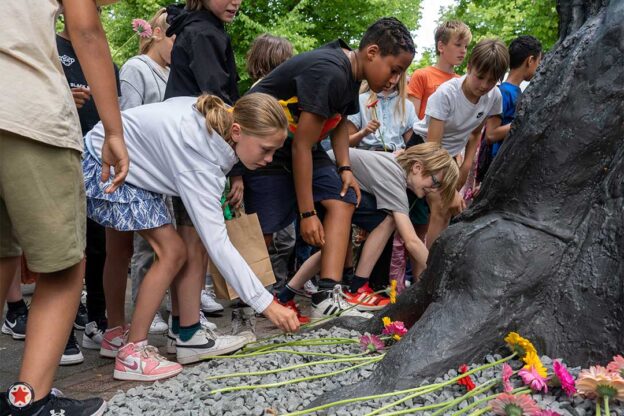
{"left": 360, "top": 72, "right": 409, "bottom": 126}
{"left": 195, "top": 93, "right": 288, "bottom": 145}
{"left": 139, "top": 8, "right": 169, "bottom": 55}
{"left": 434, "top": 20, "right": 472, "bottom": 56}
{"left": 246, "top": 34, "right": 293, "bottom": 82}
{"left": 396, "top": 142, "right": 459, "bottom": 206}
{"left": 468, "top": 38, "right": 510, "bottom": 82}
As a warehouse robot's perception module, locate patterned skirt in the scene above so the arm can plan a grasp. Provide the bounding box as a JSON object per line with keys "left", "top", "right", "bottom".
{"left": 82, "top": 150, "right": 171, "bottom": 231}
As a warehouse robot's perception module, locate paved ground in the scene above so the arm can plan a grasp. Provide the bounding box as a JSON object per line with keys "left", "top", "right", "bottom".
{"left": 0, "top": 280, "right": 298, "bottom": 401}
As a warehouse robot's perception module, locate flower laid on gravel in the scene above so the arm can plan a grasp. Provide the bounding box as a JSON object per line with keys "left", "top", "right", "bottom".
{"left": 132, "top": 18, "right": 153, "bottom": 38}
{"left": 505, "top": 332, "right": 537, "bottom": 361}
{"left": 502, "top": 363, "right": 514, "bottom": 393}
{"left": 576, "top": 365, "right": 624, "bottom": 400}
{"left": 389, "top": 280, "right": 397, "bottom": 304}
{"left": 489, "top": 392, "right": 541, "bottom": 416}
{"left": 552, "top": 360, "right": 576, "bottom": 396}
{"left": 359, "top": 333, "right": 384, "bottom": 353}
{"left": 381, "top": 317, "right": 407, "bottom": 341}
{"left": 519, "top": 365, "right": 549, "bottom": 393}
{"left": 523, "top": 350, "right": 548, "bottom": 378}
{"left": 457, "top": 364, "right": 476, "bottom": 391}
{"left": 607, "top": 354, "right": 624, "bottom": 378}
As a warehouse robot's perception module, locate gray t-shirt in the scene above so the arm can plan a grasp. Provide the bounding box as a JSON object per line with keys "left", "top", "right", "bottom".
{"left": 329, "top": 149, "right": 409, "bottom": 214}
{"left": 119, "top": 55, "right": 170, "bottom": 111}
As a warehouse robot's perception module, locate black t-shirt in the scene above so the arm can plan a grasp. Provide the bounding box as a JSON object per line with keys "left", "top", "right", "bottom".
{"left": 56, "top": 35, "right": 121, "bottom": 136}
{"left": 248, "top": 39, "right": 361, "bottom": 172}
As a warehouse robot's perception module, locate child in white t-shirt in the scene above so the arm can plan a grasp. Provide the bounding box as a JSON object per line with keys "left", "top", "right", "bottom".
{"left": 412, "top": 38, "right": 509, "bottom": 247}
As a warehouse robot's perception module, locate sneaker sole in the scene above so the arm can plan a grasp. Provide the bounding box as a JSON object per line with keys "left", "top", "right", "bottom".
{"left": 60, "top": 353, "right": 85, "bottom": 366}
{"left": 1, "top": 324, "right": 25, "bottom": 340}
{"left": 82, "top": 336, "right": 101, "bottom": 350}
{"left": 351, "top": 303, "right": 389, "bottom": 311}
{"left": 176, "top": 339, "right": 247, "bottom": 364}
{"left": 113, "top": 366, "right": 183, "bottom": 381}
{"left": 100, "top": 348, "right": 119, "bottom": 358}
{"left": 91, "top": 401, "right": 107, "bottom": 416}
{"left": 73, "top": 323, "right": 86, "bottom": 331}
{"left": 148, "top": 327, "right": 169, "bottom": 335}
{"left": 201, "top": 305, "right": 224, "bottom": 313}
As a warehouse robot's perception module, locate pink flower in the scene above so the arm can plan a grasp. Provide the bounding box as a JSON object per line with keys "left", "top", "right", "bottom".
{"left": 519, "top": 366, "right": 548, "bottom": 393}
{"left": 132, "top": 19, "right": 153, "bottom": 38}
{"left": 607, "top": 355, "right": 624, "bottom": 378}
{"left": 535, "top": 411, "right": 562, "bottom": 416}
{"left": 552, "top": 360, "right": 576, "bottom": 396}
{"left": 502, "top": 363, "right": 514, "bottom": 393}
{"left": 359, "top": 333, "right": 384, "bottom": 353}
{"left": 489, "top": 393, "right": 541, "bottom": 416}
{"left": 382, "top": 320, "right": 408, "bottom": 341}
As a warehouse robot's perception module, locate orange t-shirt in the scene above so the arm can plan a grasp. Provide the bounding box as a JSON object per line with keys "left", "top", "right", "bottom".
{"left": 407, "top": 66, "right": 460, "bottom": 120}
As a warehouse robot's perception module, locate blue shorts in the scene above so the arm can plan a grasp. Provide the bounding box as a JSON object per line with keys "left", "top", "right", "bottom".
{"left": 243, "top": 165, "right": 357, "bottom": 234}
{"left": 352, "top": 191, "right": 388, "bottom": 232}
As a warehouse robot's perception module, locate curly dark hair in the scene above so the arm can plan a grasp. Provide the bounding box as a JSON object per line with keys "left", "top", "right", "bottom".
{"left": 359, "top": 17, "right": 415, "bottom": 57}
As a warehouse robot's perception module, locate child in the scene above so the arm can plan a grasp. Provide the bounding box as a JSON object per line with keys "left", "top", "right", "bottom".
{"left": 246, "top": 17, "right": 415, "bottom": 319}
{"left": 164, "top": 0, "right": 245, "bottom": 338}
{"left": 84, "top": 93, "right": 300, "bottom": 380}
{"left": 0, "top": 0, "right": 128, "bottom": 414}
{"left": 477, "top": 35, "right": 542, "bottom": 181}
{"left": 348, "top": 73, "right": 417, "bottom": 151}
{"left": 117, "top": 8, "right": 175, "bottom": 336}
{"left": 277, "top": 143, "right": 459, "bottom": 316}
{"left": 412, "top": 38, "right": 509, "bottom": 247}
{"left": 407, "top": 20, "right": 472, "bottom": 121}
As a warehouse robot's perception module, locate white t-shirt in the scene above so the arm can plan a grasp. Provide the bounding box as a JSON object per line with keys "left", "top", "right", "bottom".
{"left": 0, "top": 0, "right": 82, "bottom": 151}
{"left": 412, "top": 76, "right": 503, "bottom": 157}
{"left": 85, "top": 97, "right": 273, "bottom": 313}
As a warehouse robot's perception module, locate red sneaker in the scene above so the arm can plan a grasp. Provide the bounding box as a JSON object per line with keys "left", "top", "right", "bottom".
{"left": 275, "top": 297, "right": 310, "bottom": 324}
{"left": 343, "top": 283, "right": 390, "bottom": 311}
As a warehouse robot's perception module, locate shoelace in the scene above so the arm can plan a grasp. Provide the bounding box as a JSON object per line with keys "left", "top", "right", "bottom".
{"left": 139, "top": 344, "right": 166, "bottom": 361}
{"left": 331, "top": 285, "right": 352, "bottom": 311}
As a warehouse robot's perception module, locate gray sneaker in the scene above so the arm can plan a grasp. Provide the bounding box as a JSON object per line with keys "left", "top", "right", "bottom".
{"left": 231, "top": 307, "right": 256, "bottom": 343}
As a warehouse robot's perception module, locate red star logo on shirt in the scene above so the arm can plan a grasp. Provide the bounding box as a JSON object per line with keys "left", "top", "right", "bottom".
{"left": 9, "top": 385, "right": 32, "bottom": 407}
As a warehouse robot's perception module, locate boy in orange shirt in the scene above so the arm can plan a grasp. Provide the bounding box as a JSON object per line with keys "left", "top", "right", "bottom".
{"left": 408, "top": 20, "right": 472, "bottom": 120}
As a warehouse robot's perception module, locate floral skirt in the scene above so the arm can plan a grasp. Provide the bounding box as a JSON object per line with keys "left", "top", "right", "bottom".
{"left": 82, "top": 150, "right": 171, "bottom": 232}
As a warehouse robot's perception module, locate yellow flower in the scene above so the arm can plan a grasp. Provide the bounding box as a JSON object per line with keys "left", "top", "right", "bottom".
{"left": 389, "top": 280, "right": 397, "bottom": 304}
{"left": 382, "top": 316, "right": 392, "bottom": 327}
{"left": 392, "top": 334, "right": 401, "bottom": 341}
{"left": 505, "top": 332, "right": 537, "bottom": 359}
{"left": 523, "top": 351, "right": 548, "bottom": 378}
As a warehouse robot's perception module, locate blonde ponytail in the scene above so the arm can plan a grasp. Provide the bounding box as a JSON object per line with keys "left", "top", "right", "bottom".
{"left": 139, "top": 8, "right": 169, "bottom": 55}
{"left": 195, "top": 95, "right": 234, "bottom": 144}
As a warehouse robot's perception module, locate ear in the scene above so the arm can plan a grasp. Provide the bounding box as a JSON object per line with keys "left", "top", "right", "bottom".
{"left": 230, "top": 123, "right": 241, "bottom": 143}
{"left": 365, "top": 44, "right": 380, "bottom": 61}
{"left": 437, "top": 40, "right": 445, "bottom": 55}
{"left": 411, "top": 161, "right": 422, "bottom": 174}
{"left": 152, "top": 26, "right": 163, "bottom": 40}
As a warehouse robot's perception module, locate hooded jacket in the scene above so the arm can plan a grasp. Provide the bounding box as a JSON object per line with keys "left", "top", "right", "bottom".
{"left": 164, "top": 5, "right": 239, "bottom": 104}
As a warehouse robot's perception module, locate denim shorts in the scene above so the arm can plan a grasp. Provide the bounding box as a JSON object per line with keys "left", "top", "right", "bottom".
{"left": 243, "top": 165, "right": 357, "bottom": 234}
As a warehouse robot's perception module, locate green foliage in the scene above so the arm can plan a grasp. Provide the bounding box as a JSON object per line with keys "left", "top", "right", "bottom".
{"left": 439, "top": 0, "right": 558, "bottom": 73}
{"left": 100, "top": 0, "right": 422, "bottom": 93}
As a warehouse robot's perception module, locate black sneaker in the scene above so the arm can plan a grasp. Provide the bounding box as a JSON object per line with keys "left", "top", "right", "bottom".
{"left": 74, "top": 301, "right": 88, "bottom": 331}
{"left": 1, "top": 308, "right": 28, "bottom": 340}
{"left": 23, "top": 395, "right": 105, "bottom": 416}
{"left": 60, "top": 331, "right": 84, "bottom": 366}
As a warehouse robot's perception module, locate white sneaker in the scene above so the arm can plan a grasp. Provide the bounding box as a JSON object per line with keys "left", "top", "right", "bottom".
{"left": 200, "top": 312, "right": 217, "bottom": 331}
{"left": 231, "top": 308, "right": 256, "bottom": 343}
{"left": 303, "top": 280, "right": 318, "bottom": 297}
{"left": 201, "top": 289, "right": 224, "bottom": 313}
{"left": 82, "top": 321, "right": 104, "bottom": 350}
{"left": 165, "top": 327, "right": 177, "bottom": 355}
{"left": 175, "top": 329, "right": 247, "bottom": 364}
{"left": 149, "top": 312, "right": 168, "bottom": 335}
{"left": 310, "top": 285, "right": 374, "bottom": 321}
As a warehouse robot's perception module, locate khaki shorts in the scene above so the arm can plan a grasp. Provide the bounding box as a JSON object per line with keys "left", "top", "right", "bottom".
{"left": 0, "top": 130, "right": 86, "bottom": 273}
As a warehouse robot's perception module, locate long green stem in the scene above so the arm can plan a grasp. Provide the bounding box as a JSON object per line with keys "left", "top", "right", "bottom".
{"left": 467, "top": 406, "right": 491, "bottom": 416}
{"left": 210, "top": 356, "right": 383, "bottom": 395}
{"left": 364, "top": 383, "right": 458, "bottom": 416}
{"left": 451, "top": 388, "right": 530, "bottom": 416}
{"left": 285, "top": 353, "right": 517, "bottom": 416}
{"left": 111, "top": 35, "right": 136, "bottom": 60}
{"left": 427, "top": 379, "right": 498, "bottom": 416}
{"left": 596, "top": 399, "right": 602, "bottom": 416}
{"left": 241, "top": 337, "right": 358, "bottom": 354}
{"left": 603, "top": 395, "right": 609, "bottom": 416}
{"left": 203, "top": 348, "right": 360, "bottom": 360}
{"left": 205, "top": 353, "right": 375, "bottom": 381}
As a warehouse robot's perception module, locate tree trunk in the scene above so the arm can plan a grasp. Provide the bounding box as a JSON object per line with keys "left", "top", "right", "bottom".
{"left": 318, "top": 0, "right": 624, "bottom": 401}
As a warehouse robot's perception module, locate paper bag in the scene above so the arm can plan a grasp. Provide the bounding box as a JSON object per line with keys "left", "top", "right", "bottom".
{"left": 209, "top": 212, "right": 276, "bottom": 300}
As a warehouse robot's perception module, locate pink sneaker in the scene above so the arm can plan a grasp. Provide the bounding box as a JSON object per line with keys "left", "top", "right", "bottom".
{"left": 99, "top": 325, "right": 128, "bottom": 358}
{"left": 114, "top": 341, "right": 182, "bottom": 381}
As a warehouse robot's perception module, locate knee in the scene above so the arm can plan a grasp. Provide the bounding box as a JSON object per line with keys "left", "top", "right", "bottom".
{"left": 155, "top": 239, "right": 187, "bottom": 273}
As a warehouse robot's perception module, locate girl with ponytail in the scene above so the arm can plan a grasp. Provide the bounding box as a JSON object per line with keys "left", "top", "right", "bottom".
{"left": 82, "top": 93, "right": 298, "bottom": 383}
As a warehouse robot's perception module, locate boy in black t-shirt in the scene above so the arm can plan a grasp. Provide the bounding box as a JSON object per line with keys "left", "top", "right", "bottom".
{"left": 246, "top": 17, "right": 415, "bottom": 321}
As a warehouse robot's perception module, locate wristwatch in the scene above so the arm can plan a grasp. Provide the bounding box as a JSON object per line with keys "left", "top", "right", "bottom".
{"left": 337, "top": 165, "right": 352, "bottom": 174}
{"left": 299, "top": 209, "right": 317, "bottom": 219}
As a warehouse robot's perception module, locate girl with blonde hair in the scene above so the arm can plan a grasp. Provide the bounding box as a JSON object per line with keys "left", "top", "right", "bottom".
{"left": 83, "top": 93, "right": 299, "bottom": 382}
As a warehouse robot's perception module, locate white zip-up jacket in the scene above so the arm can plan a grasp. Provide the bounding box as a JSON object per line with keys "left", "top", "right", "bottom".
{"left": 85, "top": 96, "right": 273, "bottom": 313}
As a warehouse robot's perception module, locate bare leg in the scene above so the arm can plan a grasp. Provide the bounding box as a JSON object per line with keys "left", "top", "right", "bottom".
{"left": 0, "top": 256, "right": 20, "bottom": 319}
{"left": 130, "top": 225, "right": 185, "bottom": 342}
{"left": 319, "top": 200, "right": 354, "bottom": 281}
{"left": 354, "top": 216, "right": 395, "bottom": 278}
{"left": 102, "top": 229, "right": 133, "bottom": 328}
{"left": 287, "top": 251, "right": 321, "bottom": 290}
{"left": 19, "top": 261, "right": 84, "bottom": 400}
{"left": 6, "top": 263, "right": 23, "bottom": 303}
{"left": 425, "top": 191, "right": 452, "bottom": 249}
{"left": 172, "top": 225, "right": 204, "bottom": 326}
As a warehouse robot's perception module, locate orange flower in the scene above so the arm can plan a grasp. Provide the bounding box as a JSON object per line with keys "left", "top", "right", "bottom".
{"left": 576, "top": 365, "right": 624, "bottom": 401}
